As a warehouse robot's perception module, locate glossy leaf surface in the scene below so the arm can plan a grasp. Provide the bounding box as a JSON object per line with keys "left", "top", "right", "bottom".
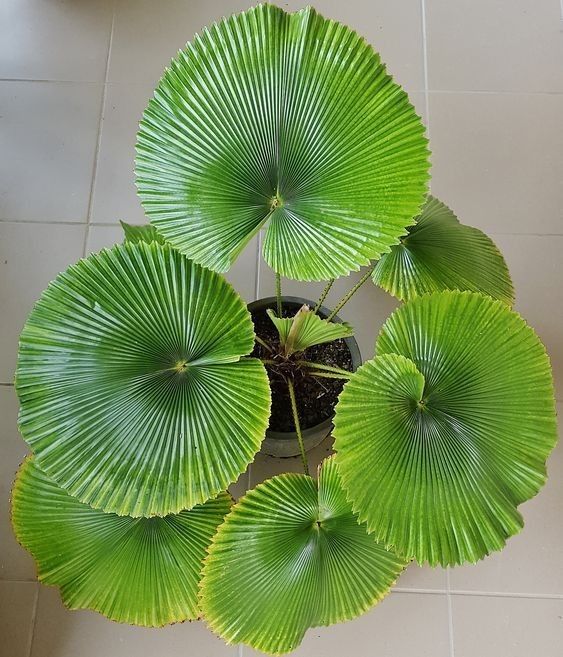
{"left": 16, "top": 242, "right": 271, "bottom": 517}
{"left": 201, "top": 457, "right": 406, "bottom": 654}
{"left": 136, "top": 4, "right": 429, "bottom": 281}
{"left": 371, "top": 196, "right": 514, "bottom": 303}
{"left": 12, "top": 458, "right": 231, "bottom": 626}
{"left": 334, "top": 291, "right": 557, "bottom": 565}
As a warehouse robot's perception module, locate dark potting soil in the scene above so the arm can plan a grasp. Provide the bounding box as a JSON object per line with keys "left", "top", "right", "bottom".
{"left": 250, "top": 305, "right": 353, "bottom": 433}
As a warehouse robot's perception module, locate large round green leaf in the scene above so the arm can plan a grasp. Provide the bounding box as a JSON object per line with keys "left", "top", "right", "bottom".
{"left": 16, "top": 242, "right": 271, "bottom": 517}
{"left": 12, "top": 457, "right": 231, "bottom": 626}
{"left": 200, "top": 456, "right": 406, "bottom": 654}
{"left": 371, "top": 196, "right": 514, "bottom": 304}
{"left": 135, "top": 4, "right": 429, "bottom": 281}
{"left": 333, "top": 291, "right": 557, "bottom": 566}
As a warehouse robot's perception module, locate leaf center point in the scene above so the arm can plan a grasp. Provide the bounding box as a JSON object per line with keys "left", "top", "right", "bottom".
{"left": 269, "top": 192, "right": 284, "bottom": 211}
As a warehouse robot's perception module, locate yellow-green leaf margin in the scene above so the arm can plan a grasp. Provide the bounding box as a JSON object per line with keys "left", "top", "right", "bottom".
{"left": 16, "top": 242, "right": 271, "bottom": 517}
{"left": 12, "top": 457, "right": 232, "bottom": 626}
{"left": 200, "top": 456, "right": 407, "bottom": 654}
{"left": 333, "top": 291, "right": 557, "bottom": 566}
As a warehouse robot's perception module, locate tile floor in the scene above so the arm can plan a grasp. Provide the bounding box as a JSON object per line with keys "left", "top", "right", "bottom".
{"left": 1, "top": 1, "right": 562, "bottom": 656}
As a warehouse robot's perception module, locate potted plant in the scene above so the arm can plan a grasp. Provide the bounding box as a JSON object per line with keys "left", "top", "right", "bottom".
{"left": 248, "top": 295, "right": 362, "bottom": 457}
{"left": 11, "top": 4, "right": 557, "bottom": 655}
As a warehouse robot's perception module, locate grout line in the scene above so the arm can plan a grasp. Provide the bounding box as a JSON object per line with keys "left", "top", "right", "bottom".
{"left": 449, "top": 589, "right": 563, "bottom": 600}
{"left": 388, "top": 586, "right": 563, "bottom": 601}
{"left": 238, "top": 644, "right": 244, "bottom": 657}
{"left": 26, "top": 584, "right": 39, "bottom": 657}
{"left": 487, "top": 232, "right": 563, "bottom": 237}
{"left": 0, "top": 219, "right": 128, "bottom": 227}
{"left": 0, "top": 382, "right": 14, "bottom": 387}
{"left": 3, "top": 218, "right": 563, "bottom": 240}
{"left": 81, "top": 2, "right": 116, "bottom": 258}
{"left": 0, "top": 78, "right": 103, "bottom": 84}
{"left": 427, "top": 89, "right": 563, "bottom": 96}
{"left": 446, "top": 569, "right": 456, "bottom": 657}
{"left": 1, "top": 77, "right": 562, "bottom": 96}
{"left": 419, "top": 0, "right": 430, "bottom": 142}
{"left": 0, "top": 219, "right": 87, "bottom": 226}
{"left": 393, "top": 587, "right": 447, "bottom": 595}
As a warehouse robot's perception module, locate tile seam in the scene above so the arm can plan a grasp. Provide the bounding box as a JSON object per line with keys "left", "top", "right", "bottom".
{"left": 449, "top": 589, "right": 563, "bottom": 600}
{"left": 0, "top": 78, "right": 105, "bottom": 84}
{"left": 25, "top": 583, "right": 39, "bottom": 657}
{"left": 82, "top": 1, "right": 116, "bottom": 258}
{"left": 4, "top": 218, "right": 563, "bottom": 240}
{"left": 420, "top": 0, "right": 431, "bottom": 142}
{"left": 428, "top": 89, "right": 563, "bottom": 96}
{"left": 446, "top": 569, "right": 456, "bottom": 657}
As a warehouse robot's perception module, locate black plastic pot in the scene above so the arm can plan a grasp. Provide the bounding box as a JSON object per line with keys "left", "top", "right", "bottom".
{"left": 248, "top": 296, "right": 362, "bottom": 457}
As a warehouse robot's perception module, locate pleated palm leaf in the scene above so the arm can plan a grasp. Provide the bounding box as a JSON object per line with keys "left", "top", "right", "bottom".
{"left": 15, "top": 242, "right": 271, "bottom": 517}
{"left": 200, "top": 456, "right": 407, "bottom": 654}
{"left": 266, "top": 305, "right": 354, "bottom": 356}
{"left": 371, "top": 196, "right": 514, "bottom": 303}
{"left": 333, "top": 290, "right": 557, "bottom": 566}
{"left": 11, "top": 457, "right": 231, "bottom": 626}
{"left": 135, "top": 4, "right": 430, "bottom": 281}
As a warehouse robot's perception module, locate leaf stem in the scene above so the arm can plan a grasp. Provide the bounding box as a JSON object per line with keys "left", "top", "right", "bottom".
{"left": 287, "top": 378, "right": 309, "bottom": 476}
{"left": 309, "top": 371, "right": 352, "bottom": 380}
{"left": 255, "top": 335, "right": 274, "bottom": 354}
{"left": 275, "top": 272, "right": 282, "bottom": 316}
{"left": 313, "top": 279, "right": 334, "bottom": 313}
{"left": 326, "top": 264, "right": 376, "bottom": 321}
{"left": 296, "top": 361, "right": 353, "bottom": 378}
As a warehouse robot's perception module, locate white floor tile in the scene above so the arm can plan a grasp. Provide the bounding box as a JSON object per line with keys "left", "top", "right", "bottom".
{"left": 397, "top": 563, "right": 447, "bottom": 591}
{"left": 0, "top": 81, "right": 103, "bottom": 222}
{"left": 493, "top": 235, "right": 563, "bottom": 398}
{"left": 30, "top": 587, "right": 237, "bottom": 657}
{"left": 90, "top": 83, "right": 153, "bottom": 225}
{"left": 0, "top": 0, "right": 113, "bottom": 82}
{"left": 109, "top": 0, "right": 250, "bottom": 86}
{"left": 429, "top": 92, "right": 563, "bottom": 235}
{"left": 451, "top": 595, "right": 563, "bottom": 657}
{"left": 0, "top": 581, "right": 37, "bottom": 657}
{"left": 85, "top": 224, "right": 124, "bottom": 254}
{"left": 426, "top": 0, "right": 563, "bottom": 93}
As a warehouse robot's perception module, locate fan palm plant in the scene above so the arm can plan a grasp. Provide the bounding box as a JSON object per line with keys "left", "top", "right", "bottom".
{"left": 11, "top": 4, "right": 557, "bottom": 655}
